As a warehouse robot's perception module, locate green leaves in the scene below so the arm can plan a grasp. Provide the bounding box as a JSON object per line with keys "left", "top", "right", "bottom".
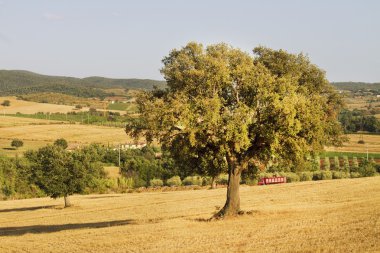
{"left": 127, "top": 42, "right": 344, "bottom": 175}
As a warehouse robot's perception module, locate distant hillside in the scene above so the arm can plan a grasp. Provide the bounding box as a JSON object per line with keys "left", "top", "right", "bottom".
{"left": 0, "top": 70, "right": 166, "bottom": 98}
{"left": 331, "top": 82, "right": 380, "bottom": 91}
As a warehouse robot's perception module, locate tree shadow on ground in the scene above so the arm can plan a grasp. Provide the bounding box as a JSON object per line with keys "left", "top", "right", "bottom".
{"left": 84, "top": 195, "right": 123, "bottom": 200}
{"left": 0, "top": 219, "right": 134, "bottom": 236}
{"left": 0, "top": 205, "right": 57, "bottom": 213}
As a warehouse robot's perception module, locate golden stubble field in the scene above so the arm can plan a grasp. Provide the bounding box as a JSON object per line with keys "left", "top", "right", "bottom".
{"left": 325, "top": 133, "right": 380, "bottom": 153}
{"left": 0, "top": 177, "right": 379, "bottom": 253}
{"left": 0, "top": 116, "right": 131, "bottom": 156}
{"left": 0, "top": 97, "right": 125, "bottom": 115}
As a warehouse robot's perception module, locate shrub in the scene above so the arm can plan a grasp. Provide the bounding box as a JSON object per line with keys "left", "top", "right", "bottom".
{"left": 334, "top": 156, "right": 340, "bottom": 170}
{"left": 117, "top": 177, "right": 134, "bottom": 189}
{"left": 343, "top": 156, "right": 350, "bottom": 172}
{"left": 1, "top": 100, "right": 10, "bottom": 106}
{"left": 257, "top": 172, "right": 273, "bottom": 180}
{"left": 297, "top": 171, "right": 313, "bottom": 181}
{"left": 352, "top": 157, "right": 359, "bottom": 171}
{"left": 359, "top": 161, "right": 376, "bottom": 177}
{"left": 11, "top": 139, "right": 23, "bottom": 149}
{"left": 182, "top": 176, "right": 203, "bottom": 186}
{"left": 216, "top": 174, "right": 229, "bottom": 185}
{"left": 149, "top": 178, "right": 163, "bottom": 187}
{"left": 332, "top": 171, "right": 350, "bottom": 179}
{"left": 313, "top": 155, "right": 321, "bottom": 171}
{"left": 324, "top": 157, "right": 330, "bottom": 170}
{"left": 244, "top": 178, "right": 258, "bottom": 185}
{"left": 350, "top": 172, "right": 361, "bottom": 178}
{"left": 313, "top": 171, "right": 332, "bottom": 180}
{"left": 54, "top": 138, "right": 68, "bottom": 149}
{"left": 166, "top": 176, "right": 182, "bottom": 186}
{"left": 278, "top": 172, "right": 300, "bottom": 183}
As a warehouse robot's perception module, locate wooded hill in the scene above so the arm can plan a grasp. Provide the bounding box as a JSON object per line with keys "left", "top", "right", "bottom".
{"left": 1, "top": 70, "right": 378, "bottom": 98}
{"left": 331, "top": 82, "right": 380, "bottom": 91}
{"left": 0, "top": 70, "right": 166, "bottom": 98}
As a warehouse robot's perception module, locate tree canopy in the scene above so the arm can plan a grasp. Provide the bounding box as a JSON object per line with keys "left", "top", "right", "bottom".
{"left": 126, "top": 42, "right": 344, "bottom": 217}
{"left": 25, "top": 145, "right": 88, "bottom": 207}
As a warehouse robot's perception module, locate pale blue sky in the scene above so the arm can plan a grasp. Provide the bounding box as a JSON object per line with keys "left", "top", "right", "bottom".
{"left": 0, "top": 0, "right": 379, "bottom": 82}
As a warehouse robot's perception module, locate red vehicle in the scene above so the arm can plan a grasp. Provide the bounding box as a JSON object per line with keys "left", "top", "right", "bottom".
{"left": 258, "top": 176, "right": 287, "bottom": 185}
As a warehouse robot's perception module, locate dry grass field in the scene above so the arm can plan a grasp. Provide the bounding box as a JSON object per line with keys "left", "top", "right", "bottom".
{"left": 325, "top": 133, "right": 380, "bottom": 153}
{"left": 0, "top": 177, "right": 378, "bottom": 253}
{"left": 0, "top": 116, "right": 132, "bottom": 156}
{"left": 0, "top": 116, "right": 63, "bottom": 127}
{"left": 0, "top": 97, "right": 125, "bottom": 115}
{"left": 0, "top": 96, "right": 82, "bottom": 114}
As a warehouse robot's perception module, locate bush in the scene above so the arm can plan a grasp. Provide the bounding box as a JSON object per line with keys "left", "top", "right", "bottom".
{"left": 324, "top": 157, "right": 330, "bottom": 170}
{"left": 352, "top": 157, "right": 359, "bottom": 171}
{"left": 166, "top": 176, "right": 182, "bottom": 186}
{"left": 1, "top": 100, "right": 10, "bottom": 106}
{"left": 216, "top": 174, "right": 229, "bottom": 185}
{"left": 297, "top": 171, "right": 313, "bottom": 181}
{"left": 117, "top": 177, "right": 134, "bottom": 189}
{"left": 54, "top": 138, "right": 68, "bottom": 149}
{"left": 313, "top": 171, "right": 332, "bottom": 180}
{"left": 257, "top": 172, "right": 273, "bottom": 180}
{"left": 343, "top": 156, "right": 350, "bottom": 172}
{"left": 332, "top": 171, "right": 350, "bottom": 179}
{"left": 11, "top": 139, "right": 23, "bottom": 149}
{"left": 149, "top": 178, "right": 163, "bottom": 187}
{"left": 279, "top": 172, "right": 300, "bottom": 183}
{"left": 182, "top": 176, "right": 203, "bottom": 186}
{"left": 350, "top": 172, "right": 361, "bottom": 178}
{"left": 334, "top": 156, "right": 340, "bottom": 170}
{"left": 312, "top": 155, "right": 321, "bottom": 171}
{"left": 359, "top": 161, "right": 376, "bottom": 177}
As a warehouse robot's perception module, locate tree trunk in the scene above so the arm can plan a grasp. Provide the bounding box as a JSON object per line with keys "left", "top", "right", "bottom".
{"left": 214, "top": 166, "right": 241, "bottom": 218}
{"left": 64, "top": 195, "right": 72, "bottom": 208}
{"left": 210, "top": 176, "right": 217, "bottom": 189}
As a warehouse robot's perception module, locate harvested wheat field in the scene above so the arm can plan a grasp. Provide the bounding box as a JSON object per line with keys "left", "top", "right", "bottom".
{"left": 0, "top": 123, "right": 128, "bottom": 144}
{"left": 0, "top": 122, "right": 133, "bottom": 157}
{"left": 0, "top": 177, "right": 379, "bottom": 253}
{"left": 325, "top": 133, "right": 380, "bottom": 153}
{"left": 0, "top": 96, "right": 81, "bottom": 114}
{"left": 0, "top": 116, "right": 64, "bottom": 128}
{"left": 0, "top": 97, "right": 125, "bottom": 115}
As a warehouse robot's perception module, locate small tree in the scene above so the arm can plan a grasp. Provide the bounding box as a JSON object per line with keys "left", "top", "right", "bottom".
{"left": 1, "top": 100, "right": 10, "bottom": 106}
{"left": 313, "top": 155, "right": 321, "bottom": 171}
{"left": 343, "top": 156, "right": 350, "bottom": 172}
{"left": 26, "top": 145, "right": 87, "bottom": 207}
{"left": 11, "top": 139, "right": 23, "bottom": 149}
{"left": 324, "top": 157, "right": 330, "bottom": 170}
{"left": 54, "top": 138, "right": 68, "bottom": 149}
{"left": 352, "top": 157, "right": 359, "bottom": 172}
{"left": 334, "top": 156, "right": 340, "bottom": 170}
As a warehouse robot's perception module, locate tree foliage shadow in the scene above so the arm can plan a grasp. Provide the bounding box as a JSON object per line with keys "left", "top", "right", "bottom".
{"left": 0, "top": 205, "right": 57, "bottom": 213}
{"left": 84, "top": 195, "right": 123, "bottom": 200}
{"left": 0, "top": 219, "right": 134, "bottom": 236}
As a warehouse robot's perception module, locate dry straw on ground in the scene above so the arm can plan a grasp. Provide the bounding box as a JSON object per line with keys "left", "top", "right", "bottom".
{"left": 0, "top": 177, "right": 379, "bottom": 253}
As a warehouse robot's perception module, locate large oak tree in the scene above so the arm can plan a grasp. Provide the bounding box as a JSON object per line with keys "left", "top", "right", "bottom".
{"left": 126, "top": 42, "right": 344, "bottom": 217}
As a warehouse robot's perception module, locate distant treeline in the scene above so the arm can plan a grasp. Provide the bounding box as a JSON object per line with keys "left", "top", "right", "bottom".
{"left": 339, "top": 109, "right": 380, "bottom": 133}
{"left": 331, "top": 82, "right": 380, "bottom": 92}
{"left": 0, "top": 70, "right": 166, "bottom": 98}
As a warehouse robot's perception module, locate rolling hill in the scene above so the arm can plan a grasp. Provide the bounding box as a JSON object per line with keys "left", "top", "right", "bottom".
{"left": 331, "top": 82, "right": 380, "bottom": 91}
{"left": 0, "top": 70, "right": 166, "bottom": 98}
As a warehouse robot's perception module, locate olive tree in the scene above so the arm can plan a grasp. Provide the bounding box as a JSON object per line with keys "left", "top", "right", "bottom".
{"left": 126, "top": 42, "right": 344, "bottom": 217}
